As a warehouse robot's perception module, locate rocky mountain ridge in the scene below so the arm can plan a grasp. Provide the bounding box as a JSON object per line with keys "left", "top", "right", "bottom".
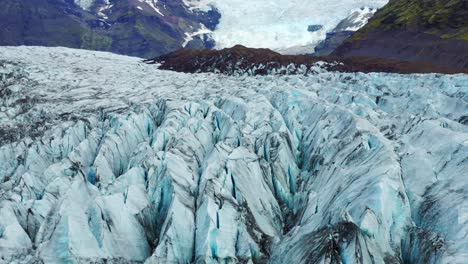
{"left": 314, "top": 7, "right": 377, "bottom": 56}
{"left": 0, "top": 0, "right": 220, "bottom": 57}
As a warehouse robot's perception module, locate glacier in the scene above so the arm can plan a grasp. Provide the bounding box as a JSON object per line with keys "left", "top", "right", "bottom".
{"left": 189, "top": 0, "right": 389, "bottom": 50}
{"left": 0, "top": 46, "right": 467, "bottom": 264}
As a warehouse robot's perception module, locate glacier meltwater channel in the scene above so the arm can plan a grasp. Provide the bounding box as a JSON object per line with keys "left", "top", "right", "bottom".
{"left": 0, "top": 47, "right": 467, "bottom": 263}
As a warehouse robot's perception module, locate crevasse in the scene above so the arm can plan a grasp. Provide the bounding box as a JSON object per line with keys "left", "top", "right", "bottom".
{"left": 0, "top": 47, "right": 467, "bottom": 263}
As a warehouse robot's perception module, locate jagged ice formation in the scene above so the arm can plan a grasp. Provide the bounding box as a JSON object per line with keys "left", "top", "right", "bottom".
{"left": 0, "top": 47, "right": 467, "bottom": 263}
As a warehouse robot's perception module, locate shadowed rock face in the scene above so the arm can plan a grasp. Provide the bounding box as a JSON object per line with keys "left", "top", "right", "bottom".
{"left": 314, "top": 31, "right": 354, "bottom": 56}
{"left": 0, "top": 0, "right": 220, "bottom": 58}
{"left": 333, "top": 0, "right": 468, "bottom": 69}
{"left": 147, "top": 45, "right": 468, "bottom": 75}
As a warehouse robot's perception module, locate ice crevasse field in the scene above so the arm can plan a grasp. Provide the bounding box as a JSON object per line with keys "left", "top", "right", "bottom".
{"left": 0, "top": 46, "right": 467, "bottom": 263}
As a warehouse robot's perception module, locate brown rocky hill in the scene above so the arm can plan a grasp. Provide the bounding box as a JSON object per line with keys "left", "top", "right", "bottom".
{"left": 147, "top": 45, "right": 468, "bottom": 75}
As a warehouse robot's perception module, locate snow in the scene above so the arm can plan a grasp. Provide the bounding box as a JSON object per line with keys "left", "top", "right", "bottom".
{"left": 0, "top": 46, "right": 467, "bottom": 263}
{"left": 187, "top": 0, "right": 388, "bottom": 50}
{"left": 97, "top": 2, "right": 113, "bottom": 20}
{"left": 183, "top": 24, "right": 212, "bottom": 47}
{"left": 74, "top": 0, "right": 95, "bottom": 10}
{"left": 139, "top": 0, "right": 164, "bottom": 16}
{"left": 334, "top": 6, "right": 378, "bottom": 32}
{"left": 345, "top": 7, "right": 377, "bottom": 31}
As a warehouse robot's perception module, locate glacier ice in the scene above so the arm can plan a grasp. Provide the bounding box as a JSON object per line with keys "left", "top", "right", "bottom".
{"left": 0, "top": 46, "right": 467, "bottom": 263}
{"left": 189, "top": 0, "right": 388, "bottom": 50}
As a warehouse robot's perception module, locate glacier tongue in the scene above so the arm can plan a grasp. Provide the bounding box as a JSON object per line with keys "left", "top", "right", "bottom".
{"left": 197, "top": 0, "right": 389, "bottom": 50}
{"left": 0, "top": 46, "right": 467, "bottom": 263}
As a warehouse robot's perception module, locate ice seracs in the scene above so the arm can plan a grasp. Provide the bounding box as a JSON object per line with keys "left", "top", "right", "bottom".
{"left": 0, "top": 46, "right": 467, "bottom": 263}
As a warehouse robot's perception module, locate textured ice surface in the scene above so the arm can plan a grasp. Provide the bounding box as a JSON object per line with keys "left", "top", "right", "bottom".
{"left": 0, "top": 47, "right": 467, "bottom": 263}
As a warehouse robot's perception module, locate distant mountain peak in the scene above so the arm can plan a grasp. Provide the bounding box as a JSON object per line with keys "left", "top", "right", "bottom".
{"left": 314, "top": 6, "right": 378, "bottom": 56}
{"left": 333, "top": 7, "right": 377, "bottom": 32}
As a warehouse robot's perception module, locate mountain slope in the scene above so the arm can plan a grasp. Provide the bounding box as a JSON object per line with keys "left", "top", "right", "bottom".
{"left": 0, "top": 0, "right": 220, "bottom": 57}
{"left": 333, "top": 0, "right": 468, "bottom": 69}
{"left": 0, "top": 46, "right": 467, "bottom": 263}
{"left": 314, "top": 7, "right": 377, "bottom": 56}
{"left": 0, "top": 0, "right": 96, "bottom": 48}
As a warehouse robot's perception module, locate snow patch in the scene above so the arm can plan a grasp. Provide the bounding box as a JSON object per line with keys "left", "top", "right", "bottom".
{"left": 183, "top": 24, "right": 213, "bottom": 47}
{"left": 138, "top": 0, "right": 164, "bottom": 16}
{"left": 334, "top": 6, "right": 378, "bottom": 32}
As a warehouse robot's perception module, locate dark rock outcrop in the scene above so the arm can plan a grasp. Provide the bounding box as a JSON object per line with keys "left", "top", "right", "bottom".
{"left": 146, "top": 45, "right": 468, "bottom": 75}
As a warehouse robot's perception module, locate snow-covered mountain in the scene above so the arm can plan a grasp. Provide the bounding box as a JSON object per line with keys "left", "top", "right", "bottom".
{"left": 0, "top": 46, "right": 467, "bottom": 263}
{"left": 332, "top": 7, "right": 378, "bottom": 32}
{"left": 0, "top": 0, "right": 220, "bottom": 57}
{"left": 314, "top": 7, "right": 378, "bottom": 56}
{"left": 1, "top": 0, "right": 388, "bottom": 56}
